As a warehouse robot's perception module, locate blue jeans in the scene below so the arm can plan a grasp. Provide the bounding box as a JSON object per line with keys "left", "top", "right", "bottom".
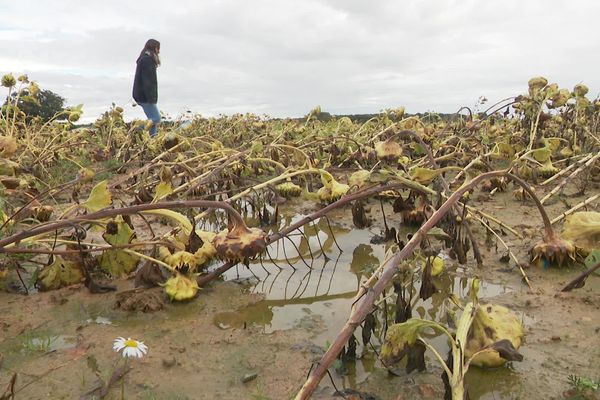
{"left": 138, "top": 103, "right": 160, "bottom": 137}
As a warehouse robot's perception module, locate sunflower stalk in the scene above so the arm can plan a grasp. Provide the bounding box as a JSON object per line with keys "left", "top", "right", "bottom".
{"left": 294, "top": 170, "right": 509, "bottom": 400}
{"left": 551, "top": 193, "right": 600, "bottom": 225}
{"left": 540, "top": 153, "right": 600, "bottom": 205}
{"left": 540, "top": 154, "right": 591, "bottom": 186}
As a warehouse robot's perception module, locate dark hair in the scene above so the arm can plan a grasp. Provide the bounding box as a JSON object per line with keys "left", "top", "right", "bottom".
{"left": 138, "top": 39, "right": 161, "bottom": 66}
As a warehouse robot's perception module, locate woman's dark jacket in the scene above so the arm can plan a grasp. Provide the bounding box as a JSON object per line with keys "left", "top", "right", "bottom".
{"left": 132, "top": 52, "right": 158, "bottom": 104}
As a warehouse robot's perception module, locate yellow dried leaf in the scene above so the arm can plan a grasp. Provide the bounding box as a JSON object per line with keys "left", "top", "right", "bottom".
{"left": 97, "top": 216, "right": 139, "bottom": 276}
{"left": 562, "top": 212, "right": 600, "bottom": 252}
{"left": 0, "top": 136, "right": 17, "bottom": 158}
{"left": 153, "top": 181, "right": 173, "bottom": 202}
{"left": 531, "top": 147, "right": 551, "bottom": 163}
{"left": 410, "top": 167, "right": 461, "bottom": 185}
{"left": 38, "top": 256, "right": 83, "bottom": 291}
{"left": 348, "top": 170, "right": 371, "bottom": 188}
{"left": 83, "top": 181, "right": 112, "bottom": 212}
{"left": 431, "top": 256, "right": 445, "bottom": 277}
{"left": 141, "top": 209, "right": 193, "bottom": 233}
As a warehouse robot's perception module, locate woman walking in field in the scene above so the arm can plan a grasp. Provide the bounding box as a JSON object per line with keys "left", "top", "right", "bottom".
{"left": 133, "top": 39, "right": 161, "bottom": 137}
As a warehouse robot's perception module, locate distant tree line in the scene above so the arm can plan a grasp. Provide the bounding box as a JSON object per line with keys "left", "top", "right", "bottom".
{"left": 295, "top": 111, "right": 467, "bottom": 124}
{"left": 3, "top": 89, "right": 67, "bottom": 122}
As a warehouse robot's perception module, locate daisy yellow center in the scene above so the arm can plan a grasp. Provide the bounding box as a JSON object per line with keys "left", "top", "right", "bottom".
{"left": 124, "top": 339, "right": 138, "bottom": 348}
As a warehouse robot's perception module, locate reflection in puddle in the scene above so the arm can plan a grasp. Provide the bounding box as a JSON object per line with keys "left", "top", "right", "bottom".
{"left": 86, "top": 316, "right": 113, "bottom": 325}
{"left": 21, "top": 334, "right": 77, "bottom": 353}
{"left": 216, "top": 215, "right": 513, "bottom": 333}
{"left": 211, "top": 211, "right": 522, "bottom": 396}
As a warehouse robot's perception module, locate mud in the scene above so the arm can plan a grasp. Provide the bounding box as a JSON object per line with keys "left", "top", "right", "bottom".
{"left": 1, "top": 185, "right": 599, "bottom": 400}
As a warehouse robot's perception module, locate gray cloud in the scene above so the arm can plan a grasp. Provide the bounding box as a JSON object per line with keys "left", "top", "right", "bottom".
{"left": 1, "top": 0, "right": 598, "bottom": 122}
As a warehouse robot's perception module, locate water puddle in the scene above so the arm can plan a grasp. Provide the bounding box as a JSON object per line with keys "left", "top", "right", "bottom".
{"left": 211, "top": 211, "right": 528, "bottom": 394}
{"left": 0, "top": 205, "right": 549, "bottom": 399}
{"left": 21, "top": 334, "right": 77, "bottom": 353}
{"left": 0, "top": 331, "right": 78, "bottom": 368}
{"left": 215, "top": 215, "right": 515, "bottom": 333}
{"left": 86, "top": 316, "right": 113, "bottom": 325}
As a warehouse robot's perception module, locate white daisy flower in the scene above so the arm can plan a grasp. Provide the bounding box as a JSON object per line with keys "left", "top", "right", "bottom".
{"left": 113, "top": 337, "right": 148, "bottom": 358}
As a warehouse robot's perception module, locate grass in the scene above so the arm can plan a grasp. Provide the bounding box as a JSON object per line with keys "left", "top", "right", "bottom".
{"left": 40, "top": 154, "right": 124, "bottom": 188}
{"left": 21, "top": 332, "right": 58, "bottom": 353}
{"left": 569, "top": 374, "right": 600, "bottom": 392}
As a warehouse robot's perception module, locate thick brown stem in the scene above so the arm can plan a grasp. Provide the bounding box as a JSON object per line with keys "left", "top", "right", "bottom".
{"left": 294, "top": 170, "right": 507, "bottom": 400}
{"left": 506, "top": 173, "right": 554, "bottom": 239}
{"left": 561, "top": 261, "right": 600, "bottom": 292}
{"left": 197, "top": 260, "right": 236, "bottom": 286}
{"left": 0, "top": 200, "right": 242, "bottom": 251}
{"left": 394, "top": 128, "right": 484, "bottom": 267}
{"left": 3, "top": 241, "right": 170, "bottom": 255}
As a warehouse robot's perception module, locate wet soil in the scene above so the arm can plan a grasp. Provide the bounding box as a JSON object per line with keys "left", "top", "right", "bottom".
{"left": 1, "top": 184, "right": 599, "bottom": 400}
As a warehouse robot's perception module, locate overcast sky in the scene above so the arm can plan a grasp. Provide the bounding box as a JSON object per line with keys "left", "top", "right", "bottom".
{"left": 1, "top": 1, "right": 598, "bottom": 122}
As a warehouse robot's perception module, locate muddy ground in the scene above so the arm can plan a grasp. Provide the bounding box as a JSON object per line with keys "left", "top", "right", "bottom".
{"left": 1, "top": 183, "right": 599, "bottom": 400}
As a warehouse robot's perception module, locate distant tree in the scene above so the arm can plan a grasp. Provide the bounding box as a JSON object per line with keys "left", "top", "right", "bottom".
{"left": 303, "top": 106, "right": 332, "bottom": 122}
{"left": 7, "top": 89, "right": 67, "bottom": 122}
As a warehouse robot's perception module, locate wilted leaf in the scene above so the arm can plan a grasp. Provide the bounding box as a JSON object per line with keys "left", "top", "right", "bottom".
{"left": 348, "top": 169, "right": 371, "bottom": 188}
{"left": 153, "top": 181, "right": 173, "bottom": 202}
{"left": 431, "top": 256, "right": 445, "bottom": 277}
{"left": 562, "top": 212, "right": 600, "bottom": 252}
{"left": 405, "top": 341, "right": 427, "bottom": 374}
{"left": 0, "top": 136, "right": 17, "bottom": 158}
{"left": 490, "top": 339, "right": 524, "bottom": 362}
{"left": 141, "top": 209, "right": 193, "bottom": 233}
{"left": 410, "top": 166, "right": 461, "bottom": 185}
{"left": 419, "top": 257, "right": 437, "bottom": 300}
{"left": 362, "top": 313, "right": 376, "bottom": 346}
{"left": 531, "top": 147, "right": 552, "bottom": 163}
{"left": 381, "top": 319, "right": 445, "bottom": 366}
{"left": 426, "top": 227, "right": 451, "bottom": 241}
{"left": 135, "top": 261, "right": 167, "bottom": 288}
{"left": 0, "top": 209, "right": 13, "bottom": 230}
{"left": 465, "top": 303, "right": 524, "bottom": 368}
{"left": 82, "top": 181, "right": 112, "bottom": 212}
{"left": 410, "top": 167, "right": 439, "bottom": 184}
{"left": 352, "top": 201, "right": 371, "bottom": 229}
{"left": 186, "top": 226, "right": 204, "bottom": 253}
{"left": 97, "top": 216, "right": 139, "bottom": 276}
{"left": 394, "top": 290, "right": 412, "bottom": 324}
{"left": 0, "top": 158, "right": 19, "bottom": 176}
{"left": 38, "top": 256, "right": 83, "bottom": 290}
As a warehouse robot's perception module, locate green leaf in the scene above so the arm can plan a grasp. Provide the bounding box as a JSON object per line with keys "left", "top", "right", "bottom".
{"left": 584, "top": 250, "right": 600, "bottom": 275}
{"left": 250, "top": 141, "right": 264, "bottom": 156}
